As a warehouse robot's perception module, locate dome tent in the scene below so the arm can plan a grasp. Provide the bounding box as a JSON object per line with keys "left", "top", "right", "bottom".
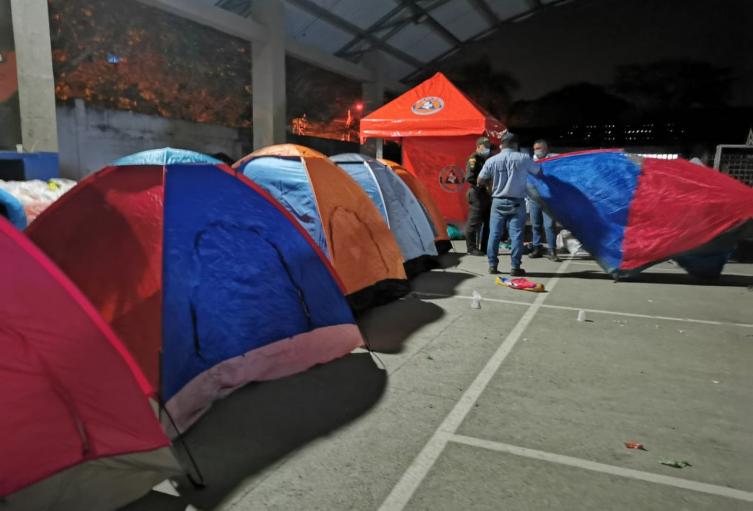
{"left": 331, "top": 153, "right": 439, "bottom": 276}
{"left": 530, "top": 150, "right": 753, "bottom": 279}
{"left": 26, "top": 148, "right": 363, "bottom": 433}
{"left": 234, "top": 144, "right": 410, "bottom": 311}
{"left": 0, "top": 216, "right": 180, "bottom": 511}
{"left": 380, "top": 158, "right": 451, "bottom": 254}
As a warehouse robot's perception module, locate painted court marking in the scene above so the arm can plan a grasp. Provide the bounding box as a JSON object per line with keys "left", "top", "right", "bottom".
{"left": 449, "top": 434, "right": 753, "bottom": 503}
{"left": 378, "top": 261, "right": 571, "bottom": 511}
{"left": 412, "top": 292, "right": 753, "bottom": 329}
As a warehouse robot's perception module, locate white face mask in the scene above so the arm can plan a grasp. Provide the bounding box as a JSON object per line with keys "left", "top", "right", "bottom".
{"left": 534, "top": 150, "right": 547, "bottom": 159}
{"left": 479, "top": 147, "right": 490, "bottom": 156}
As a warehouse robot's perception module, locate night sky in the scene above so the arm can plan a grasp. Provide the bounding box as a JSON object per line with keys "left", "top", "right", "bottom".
{"left": 440, "top": 0, "right": 753, "bottom": 106}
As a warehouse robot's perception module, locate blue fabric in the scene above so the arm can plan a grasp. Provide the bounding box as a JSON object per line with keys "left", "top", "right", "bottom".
{"left": 333, "top": 161, "right": 389, "bottom": 224}
{"left": 367, "top": 160, "right": 437, "bottom": 261}
{"left": 529, "top": 200, "right": 555, "bottom": 252}
{"left": 0, "top": 189, "right": 26, "bottom": 229}
{"left": 161, "top": 164, "right": 354, "bottom": 400}
{"left": 530, "top": 151, "right": 640, "bottom": 273}
{"left": 333, "top": 154, "right": 437, "bottom": 262}
{"left": 487, "top": 198, "right": 526, "bottom": 269}
{"left": 113, "top": 148, "right": 221, "bottom": 167}
{"left": 478, "top": 149, "right": 539, "bottom": 199}
{"left": 238, "top": 156, "right": 329, "bottom": 257}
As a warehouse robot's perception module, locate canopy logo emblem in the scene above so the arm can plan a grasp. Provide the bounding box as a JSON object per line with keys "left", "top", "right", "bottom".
{"left": 411, "top": 96, "right": 444, "bottom": 115}
{"left": 439, "top": 164, "right": 464, "bottom": 192}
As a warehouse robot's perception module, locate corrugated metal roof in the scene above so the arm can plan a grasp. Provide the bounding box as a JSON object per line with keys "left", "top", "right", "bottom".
{"left": 211, "top": 0, "right": 574, "bottom": 83}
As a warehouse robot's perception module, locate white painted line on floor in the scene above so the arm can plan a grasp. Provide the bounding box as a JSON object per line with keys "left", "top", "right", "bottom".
{"left": 378, "top": 261, "right": 571, "bottom": 511}
{"left": 415, "top": 292, "right": 753, "bottom": 329}
{"left": 541, "top": 304, "right": 753, "bottom": 329}
{"left": 153, "top": 480, "right": 180, "bottom": 496}
{"left": 449, "top": 434, "right": 753, "bottom": 503}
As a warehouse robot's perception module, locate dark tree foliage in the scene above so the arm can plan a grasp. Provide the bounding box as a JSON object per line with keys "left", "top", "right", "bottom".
{"left": 613, "top": 59, "right": 735, "bottom": 111}
{"left": 48, "top": 0, "right": 252, "bottom": 127}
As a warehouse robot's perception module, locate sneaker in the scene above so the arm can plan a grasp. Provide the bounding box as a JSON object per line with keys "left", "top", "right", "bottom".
{"left": 488, "top": 266, "right": 500, "bottom": 274}
{"left": 468, "top": 249, "right": 485, "bottom": 256}
{"left": 546, "top": 252, "right": 562, "bottom": 262}
{"left": 510, "top": 267, "right": 527, "bottom": 277}
{"left": 529, "top": 246, "right": 543, "bottom": 259}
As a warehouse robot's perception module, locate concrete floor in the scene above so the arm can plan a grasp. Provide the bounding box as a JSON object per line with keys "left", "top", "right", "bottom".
{"left": 124, "top": 243, "right": 753, "bottom": 511}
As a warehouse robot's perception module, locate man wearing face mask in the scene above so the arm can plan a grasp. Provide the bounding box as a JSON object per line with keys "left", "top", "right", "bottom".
{"left": 528, "top": 139, "right": 562, "bottom": 262}
{"left": 464, "top": 137, "right": 493, "bottom": 255}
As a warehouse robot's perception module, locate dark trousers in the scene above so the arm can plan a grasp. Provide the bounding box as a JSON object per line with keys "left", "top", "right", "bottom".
{"left": 465, "top": 187, "right": 491, "bottom": 252}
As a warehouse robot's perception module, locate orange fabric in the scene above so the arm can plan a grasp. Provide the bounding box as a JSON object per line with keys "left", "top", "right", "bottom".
{"left": 303, "top": 155, "right": 406, "bottom": 295}
{"left": 381, "top": 158, "right": 449, "bottom": 242}
{"left": 403, "top": 136, "right": 477, "bottom": 224}
{"left": 26, "top": 166, "right": 165, "bottom": 389}
{"left": 360, "top": 72, "right": 505, "bottom": 141}
{"left": 237, "top": 144, "right": 327, "bottom": 163}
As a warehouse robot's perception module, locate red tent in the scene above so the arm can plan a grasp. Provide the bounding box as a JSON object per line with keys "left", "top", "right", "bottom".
{"left": 360, "top": 72, "right": 505, "bottom": 223}
{"left": 0, "top": 216, "right": 179, "bottom": 509}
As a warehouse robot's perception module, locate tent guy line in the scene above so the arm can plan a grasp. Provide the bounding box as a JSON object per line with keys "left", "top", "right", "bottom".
{"left": 377, "top": 260, "right": 571, "bottom": 511}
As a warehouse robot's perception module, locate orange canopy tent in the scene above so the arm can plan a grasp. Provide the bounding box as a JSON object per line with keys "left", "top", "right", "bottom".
{"left": 360, "top": 72, "right": 505, "bottom": 224}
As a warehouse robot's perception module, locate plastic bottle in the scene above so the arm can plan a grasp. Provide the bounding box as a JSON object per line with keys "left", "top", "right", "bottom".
{"left": 471, "top": 290, "right": 482, "bottom": 309}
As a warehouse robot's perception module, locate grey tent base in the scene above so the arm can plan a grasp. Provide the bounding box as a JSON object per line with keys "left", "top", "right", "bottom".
{"left": 1, "top": 446, "right": 181, "bottom": 511}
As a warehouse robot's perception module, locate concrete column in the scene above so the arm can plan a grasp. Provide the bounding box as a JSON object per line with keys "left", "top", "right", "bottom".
{"left": 10, "top": 0, "right": 58, "bottom": 152}
{"left": 360, "top": 51, "right": 385, "bottom": 157}
{"left": 251, "top": 0, "right": 286, "bottom": 149}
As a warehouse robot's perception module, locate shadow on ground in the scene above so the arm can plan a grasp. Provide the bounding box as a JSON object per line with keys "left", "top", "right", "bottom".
{"left": 122, "top": 353, "right": 386, "bottom": 511}
{"left": 525, "top": 269, "right": 753, "bottom": 287}
{"left": 435, "top": 251, "right": 465, "bottom": 269}
{"left": 409, "top": 271, "right": 475, "bottom": 297}
{"left": 357, "top": 296, "right": 445, "bottom": 353}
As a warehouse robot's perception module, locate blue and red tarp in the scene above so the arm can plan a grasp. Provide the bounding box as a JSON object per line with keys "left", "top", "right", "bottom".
{"left": 529, "top": 150, "right": 753, "bottom": 279}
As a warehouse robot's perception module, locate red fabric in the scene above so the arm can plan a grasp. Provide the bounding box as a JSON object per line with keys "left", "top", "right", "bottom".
{"left": 360, "top": 72, "right": 505, "bottom": 141}
{"left": 0, "top": 217, "right": 169, "bottom": 496}
{"left": 403, "top": 136, "right": 477, "bottom": 223}
{"left": 622, "top": 157, "right": 753, "bottom": 269}
{"left": 26, "top": 165, "right": 165, "bottom": 389}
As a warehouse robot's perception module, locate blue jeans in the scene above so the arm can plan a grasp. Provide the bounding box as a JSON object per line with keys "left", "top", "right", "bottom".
{"left": 529, "top": 200, "right": 556, "bottom": 253}
{"left": 487, "top": 198, "right": 527, "bottom": 269}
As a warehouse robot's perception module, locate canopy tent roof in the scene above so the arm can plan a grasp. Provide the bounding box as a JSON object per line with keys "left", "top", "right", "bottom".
{"left": 208, "top": 0, "right": 574, "bottom": 85}
{"left": 360, "top": 72, "right": 505, "bottom": 140}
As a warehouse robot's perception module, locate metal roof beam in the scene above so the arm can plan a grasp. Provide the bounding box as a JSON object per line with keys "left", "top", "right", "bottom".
{"left": 400, "top": 0, "right": 575, "bottom": 83}
{"left": 335, "top": 5, "right": 408, "bottom": 57}
{"left": 401, "top": 0, "right": 463, "bottom": 47}
{"left": 467, "top": 0, "right": 500, "bottom": 25}
{"left": 286, "top": 0, "right": 425, "bottom": 69}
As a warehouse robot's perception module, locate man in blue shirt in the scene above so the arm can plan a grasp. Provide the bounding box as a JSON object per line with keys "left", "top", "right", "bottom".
{"left": 478, "top": 132, "right": 539, "bottom": 275}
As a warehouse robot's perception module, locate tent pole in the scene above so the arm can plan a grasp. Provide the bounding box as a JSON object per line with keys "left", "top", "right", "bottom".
{"left": 376, "top": 139, "right": 383, "bottom": 159}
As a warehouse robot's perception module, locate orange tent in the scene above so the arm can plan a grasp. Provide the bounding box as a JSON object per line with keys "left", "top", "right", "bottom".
{"left": 235, "top": 144, "right": 409, "bottom": 310}
{"left": 360, "top": 72, "right": 505, "bottom": 224}
{"left": 380, "top": 158, "right": 451, "bottom": 254}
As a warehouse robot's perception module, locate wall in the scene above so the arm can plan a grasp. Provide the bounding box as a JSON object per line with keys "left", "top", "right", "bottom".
{"left": 57, "top": 99, "right": 246, "bottom": 179}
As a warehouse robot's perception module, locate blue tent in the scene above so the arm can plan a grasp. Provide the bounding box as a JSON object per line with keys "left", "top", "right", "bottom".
{"left": 0, "top": 188, "right": 26, "bottom": 229}
{"left": 27, "top": 148, "right": 364, "bottom": 433}
{"left": 331, "top": 153, "right": 438, "bottom": 276}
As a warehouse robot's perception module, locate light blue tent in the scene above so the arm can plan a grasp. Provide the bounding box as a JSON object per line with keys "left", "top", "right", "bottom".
{"left": 331, "top": 153, "right": 438, "bottom": 277}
